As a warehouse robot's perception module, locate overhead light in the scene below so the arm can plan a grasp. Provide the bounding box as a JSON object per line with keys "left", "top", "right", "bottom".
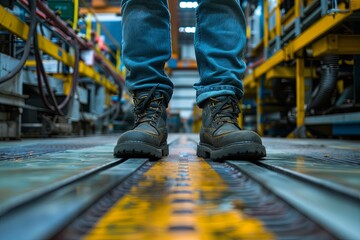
{"left": 179, "top": 1, "right": 198, "bottom": 9}
{"left": 254, "top": 6, "right": 261, "bottom": 16}
{"left": 179, "top": 27, "right": 196, "bottom": 33}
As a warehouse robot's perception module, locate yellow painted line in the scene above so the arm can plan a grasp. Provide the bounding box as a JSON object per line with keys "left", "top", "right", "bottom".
{"left": 84, "top": 137, "right": 274, "bottom": 240}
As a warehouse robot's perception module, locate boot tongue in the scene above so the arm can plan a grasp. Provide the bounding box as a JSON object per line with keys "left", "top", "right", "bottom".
{"left": 134, "top": 84, "right": 163, "bottom": 107}
{"left": 210, "top": 96, "right": 240, "bottom": 135}
{"left": 133, "top": 90, "right": 164, "bottom": 133}
{"left": 135, "top": 91, "right": 150, "bottom": 99}
{"left": 135, "top": 91, "right": 163, "bottom": 107}
{"left": 213, "top": 96, "right": 237, "bottom": 122}
{"left": 135, "top": 90, "right": 162, "bottom": 99}
{"left": 218, "top": 105, "right": 234, "bottom": 122}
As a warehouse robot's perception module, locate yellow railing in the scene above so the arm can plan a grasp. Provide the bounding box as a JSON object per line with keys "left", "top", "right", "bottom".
{"left": 79, "top": 0, "right": 122, "bottom": 75}
{"left": 245, "top": 0, "right": 360, "bottom": 135}
{"left": 0, "top": 4, "right": 119, "bottom": 95}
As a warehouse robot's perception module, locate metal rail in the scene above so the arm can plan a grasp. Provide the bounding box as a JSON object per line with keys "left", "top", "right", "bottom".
{"left": 0, "top": 158, "right": 148, "bottom": 240}
{"left": 0, "top": 157, "right": 127, "bottom": 217}
{"left": 254, "top": 160, "right": 360, "bottom": 201}
{"left": 227, "top": 161, "right": 360, "bottom": 240}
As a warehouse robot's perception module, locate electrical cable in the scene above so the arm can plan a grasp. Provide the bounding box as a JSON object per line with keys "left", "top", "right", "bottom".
{"left": 0, "top": 0, "right": 37, "bottom": 85}
{"left": 36, "top": 0, "right": 124, "bottom": 88}
{"left": 11, "top": 0, "right": 120, "bottom": 117}
{"left": 35, "top": 63, "right": 58, "bottom": 112}
{"left": 33, "top": 29, "right": 80, "bottom": 115}
{"left": 34, "top": 31, "right": 62, "bottom": 114}
{"left": 58, "top": 39, "right": 80, "bottom": 109}
{"left": 97, "top": 102, "right": 120, "bottom": 119}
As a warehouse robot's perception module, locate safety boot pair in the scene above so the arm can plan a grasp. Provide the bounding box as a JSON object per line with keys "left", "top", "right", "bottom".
{"left": 113, "top": 86, "right": 169, "bottom": 159}
{"left": 114, "top": 90, "right": 265, "bottom": 160}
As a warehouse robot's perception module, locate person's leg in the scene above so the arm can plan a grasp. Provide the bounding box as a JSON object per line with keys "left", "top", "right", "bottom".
{"left": 194, "top": 0, "right": 266, "bottom": 160}
{"left": 194, "top": 0, "right": 246, "bottom": 105}
{"left": 121, "top": 0, "right": 173, "bottom": 103}
{"left": 114, "top": 0, "right": 172, "bottom": 159}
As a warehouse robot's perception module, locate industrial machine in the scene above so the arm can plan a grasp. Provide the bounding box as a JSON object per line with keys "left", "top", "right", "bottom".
{"left": 0, "top": 0, "right": 124, "bottom": 139}
{"left": 242, "top": 0, "right": 360, "bottom": 138}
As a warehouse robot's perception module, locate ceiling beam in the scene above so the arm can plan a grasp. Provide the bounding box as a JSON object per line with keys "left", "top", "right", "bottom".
{"left": 80, "top": 6, "right": 121, "bottom": 14}
{"left": 91, "top": 0, "right": 107, "bottom": 8}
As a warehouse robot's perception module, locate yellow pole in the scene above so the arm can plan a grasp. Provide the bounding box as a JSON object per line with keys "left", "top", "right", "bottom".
{"left": 63, "top": 75, "right": 72, "bottom": 96}
{"left": 295, "top": 0, "right": 301, "bottom": 17}
{"left": 237, "top": 100, "right": 244, "bottom": 129}
{"left": 96, "top": 22, "right": 101, "bottom": 37}
{"left": 275, "top": 0, "right": 281, "bottom": 37}
{"left": 105, "top": 90, "right": 111, "bottom": 107}
{"left": 257, "top": 79, "right": 264, "bottom": 136}
{"left": 296, "top": 58, "right": 305, "bottom": 127}
{"left": 96, "top": 22, "right": 101, "bottom": 51}
{"left": 116, "top": 48, "right": 121, "bottom": 72}
{"left": 86, "top": 13, "right": 92, "bottom": 40}
{"left": 72, "top": 0, "right": 79, "bottom": 29}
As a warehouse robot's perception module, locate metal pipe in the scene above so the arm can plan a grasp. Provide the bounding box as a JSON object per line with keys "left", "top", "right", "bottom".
{"left": 308, "top": 55, "right": 339, "bottom": 111}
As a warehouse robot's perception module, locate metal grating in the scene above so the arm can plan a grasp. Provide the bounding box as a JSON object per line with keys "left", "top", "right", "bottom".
{"left": 0, "top": 143, "right": 100, "bottom": 161}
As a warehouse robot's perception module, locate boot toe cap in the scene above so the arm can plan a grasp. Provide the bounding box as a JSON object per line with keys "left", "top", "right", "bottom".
{"left": 215, "top": 130, "right": 263, "bottom": 147}
{"left": 117, "top": 130, "right": 156, "bottom": 145}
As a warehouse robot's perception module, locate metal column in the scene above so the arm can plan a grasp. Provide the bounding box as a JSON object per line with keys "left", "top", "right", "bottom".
{"left": 257, "top": 76, "right": 265, "bottom": 136}
{"left": 296, "top": 58, "right": 305, "bottom": 128}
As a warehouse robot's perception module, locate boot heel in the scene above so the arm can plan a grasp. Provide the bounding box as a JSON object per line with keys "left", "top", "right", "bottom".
{"left": 162, "top": 145, "right": 169, "bottom": 156}
{"left": 197, "top": 145, "right": 210, "bottom": 158}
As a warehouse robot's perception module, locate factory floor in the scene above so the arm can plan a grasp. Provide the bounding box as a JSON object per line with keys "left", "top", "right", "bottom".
{"left": 0, "top": 134, "right": 359, "bottom": 240}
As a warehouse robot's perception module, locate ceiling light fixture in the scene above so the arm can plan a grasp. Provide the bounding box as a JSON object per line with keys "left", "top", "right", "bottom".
{"left": 179, "top": 1, "right": 198, "bottom": 9}
{"left": 179, "top": 27, "right": 196, "bottom": 33}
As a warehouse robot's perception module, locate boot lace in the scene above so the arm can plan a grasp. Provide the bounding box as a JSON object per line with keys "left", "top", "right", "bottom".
{"left": 134, "top": 85, "right": 164, "bottom": 127}
{"left": 210, "top": 96, "right": 240, "bottom": 127}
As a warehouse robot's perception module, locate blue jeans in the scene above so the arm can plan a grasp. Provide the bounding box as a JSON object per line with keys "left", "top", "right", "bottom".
{"left": 121, "top": 0, "right": 246, "bottom": 106}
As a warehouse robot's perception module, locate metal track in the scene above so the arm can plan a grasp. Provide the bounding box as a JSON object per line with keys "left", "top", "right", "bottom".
{"left": 57, "top": 137, "right": 335, "bottom": 240}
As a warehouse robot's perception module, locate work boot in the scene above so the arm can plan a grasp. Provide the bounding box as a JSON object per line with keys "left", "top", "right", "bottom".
{"left": 114, "top": 86, "right": 169, "bottom": 159}
{"left": 197, "top": 96, "right": 266, "bottom": 161}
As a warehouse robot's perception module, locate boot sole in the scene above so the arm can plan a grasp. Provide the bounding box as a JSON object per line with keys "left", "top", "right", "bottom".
{"left": 114, "top": 141, "right": 169, "bottom": 159}
{"left": 197, "top": 142, "right": 266, "bottom": 161}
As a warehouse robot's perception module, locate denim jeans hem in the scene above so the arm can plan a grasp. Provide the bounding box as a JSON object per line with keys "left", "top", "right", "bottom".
{"left": 196, "top": 85, "right": 244, "bottom": 107}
